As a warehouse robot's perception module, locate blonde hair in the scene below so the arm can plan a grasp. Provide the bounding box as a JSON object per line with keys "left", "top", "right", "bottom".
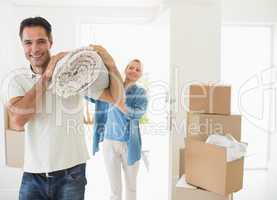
{"left": 126, "top": 59, "right": 143, "bottom": 70}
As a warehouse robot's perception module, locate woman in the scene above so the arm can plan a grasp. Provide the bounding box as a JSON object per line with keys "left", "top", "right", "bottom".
{"left": 86, "top": 59, "right": 148, "bottom": 200}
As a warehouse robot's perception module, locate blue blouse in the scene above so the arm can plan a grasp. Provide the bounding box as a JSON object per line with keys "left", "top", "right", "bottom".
{"left": 85, "top": 84, "right": 148, "bottom": 165}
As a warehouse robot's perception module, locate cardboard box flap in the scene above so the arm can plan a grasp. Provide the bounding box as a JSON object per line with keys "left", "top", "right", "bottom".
{"left": 185, "top": 134, "right": 244, "bottom": 195}
{"left": 185, "top": 142, "right": 227, "bottom": 194}
{"left": 176, "top": 174, "right": 233, "bottom": 200}
{"left": 176, "top": 175, "right": 197, "bottom": 190}
{"left": 226, "top": 158, "right": 244, "bottom": 193}
{"left": 179, "top": 148, "right": 186, "bottom": 177}
{"left": 186, "top": 136, "right": 227, "bottom": 167}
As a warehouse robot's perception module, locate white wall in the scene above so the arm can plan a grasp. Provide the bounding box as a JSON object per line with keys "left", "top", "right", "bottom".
{"left": 0, "top": 2, "right": 23, "bottom": 200}
{"left": 265, "top": 23, "right": 277, "bottom": 200}
{"left": 223, "top": 0, "right": 277, "bottom": 23}
{"left": 222, "top": 0, "right": 277, "bottom": 200}
{"left": 10, "top": 4, "right": 162, "bottom": 67}
{"left": 169, "top": 0, "right": 221, "bottom": 199}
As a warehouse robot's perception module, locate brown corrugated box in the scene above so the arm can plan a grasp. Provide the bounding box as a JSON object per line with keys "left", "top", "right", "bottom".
{"left": 178, "top": 149, "right": 233, "bottom": 200}
{"left": 5, "top": 129, "right": 24, "bottom": 168}
{"left": 187, "top": 112, "right": 241, "bottom": 141}
{"left": 185, "top": 134, "right": 244, "bottom": 196}
{"left": 3, "top": 105, "right": 24, "bottom": 168}
{"left": 189, "top": 84, "right": 231, "bottom": 115}
{"left": 175, "top": 186, "right": 232, "bottom": 200}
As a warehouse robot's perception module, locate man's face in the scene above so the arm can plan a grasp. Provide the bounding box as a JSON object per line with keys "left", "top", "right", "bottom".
{"left": 21, "top": 26, "right": 52, "bottom": 72}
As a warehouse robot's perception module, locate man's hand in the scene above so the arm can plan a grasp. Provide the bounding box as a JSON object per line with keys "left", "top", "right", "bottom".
{"left": 43, "top": 52, "right": 67, "bottom": 81}
{"left": 89, "top": 45, "right": 116, "bottom": 69}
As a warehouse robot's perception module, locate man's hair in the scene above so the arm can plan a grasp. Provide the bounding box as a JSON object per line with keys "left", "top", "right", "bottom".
{"left": 19, "top": 17, "right": 52, "bottom": 41}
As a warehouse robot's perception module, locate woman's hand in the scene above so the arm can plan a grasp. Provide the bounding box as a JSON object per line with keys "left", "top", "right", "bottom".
{"left": 90, "top": 45, "right": 116, "bottom": 70}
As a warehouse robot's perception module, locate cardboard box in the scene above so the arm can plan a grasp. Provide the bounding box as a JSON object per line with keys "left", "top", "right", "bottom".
{"left": 2, "top": 105, "right": 24, "bottom": 168}
{"left": 187, "top": 112, "right": 241, "bottom": 141}
{"left": 185, "top": 135, "right": 244, "bottom": 196}
{"left": 5, "top": 129, "right": 24, "bottom": 168}
{"left": 189, "top": 84, "right": 231, "bottom": 115}
{"left": 176, "top": 175, "right": 232, "bottom": 200}
{"left": 178, "top": 152, "right": 232, "bottom": 199}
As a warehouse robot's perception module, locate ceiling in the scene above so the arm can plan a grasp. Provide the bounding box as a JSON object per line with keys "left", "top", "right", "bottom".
{"left": 10, "top": 0, "right": 167, "bottom": 7}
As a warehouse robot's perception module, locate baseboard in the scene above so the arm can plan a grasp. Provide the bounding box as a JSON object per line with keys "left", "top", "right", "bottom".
{"left": 0, "top": 189, "right": 19, "bottom": 200}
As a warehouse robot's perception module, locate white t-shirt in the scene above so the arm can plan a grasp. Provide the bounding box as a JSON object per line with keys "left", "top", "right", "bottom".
{"left": 2, "top": 67, "right": 106, "bottom": 173}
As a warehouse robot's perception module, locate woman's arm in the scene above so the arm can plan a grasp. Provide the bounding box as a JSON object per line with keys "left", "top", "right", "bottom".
{"left": 90, "top": 45, "right": 125, "bottom": 105}
{"left": 120, "top": 87, "right": 148, "bottom": 120}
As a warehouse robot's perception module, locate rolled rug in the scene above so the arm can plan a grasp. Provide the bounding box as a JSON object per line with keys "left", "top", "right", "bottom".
{"left": 49, "top": 47, "right": 109, "bottom": 98}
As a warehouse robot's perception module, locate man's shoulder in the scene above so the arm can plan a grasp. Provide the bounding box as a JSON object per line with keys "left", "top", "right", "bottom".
{"left": 3, "top": 67, "right": 32, "bottom": 84}
{"left": 0, "top": 67, "right": 32, "bottom": 102}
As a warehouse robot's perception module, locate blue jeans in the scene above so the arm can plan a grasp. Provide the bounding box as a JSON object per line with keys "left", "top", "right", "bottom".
{"left": 19, "top": 163, "right": 87, "bottom": 200}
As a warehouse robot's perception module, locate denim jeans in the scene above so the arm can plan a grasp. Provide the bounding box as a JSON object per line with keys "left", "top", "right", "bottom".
{"left": 19, "top": 163, "right": 87, "bottom": 200}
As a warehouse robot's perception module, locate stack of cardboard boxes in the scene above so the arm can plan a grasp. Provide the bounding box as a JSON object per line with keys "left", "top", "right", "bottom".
{"left": 177, "top": 84, "right": 244, "bottom": 200}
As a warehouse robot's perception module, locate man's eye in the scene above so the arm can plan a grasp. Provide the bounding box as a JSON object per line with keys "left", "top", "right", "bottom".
{"left": 38, "top": 40, "right": 46, "bottom": 44}
{"left": 24, "top": 42, "right": 32, "bottom": 45}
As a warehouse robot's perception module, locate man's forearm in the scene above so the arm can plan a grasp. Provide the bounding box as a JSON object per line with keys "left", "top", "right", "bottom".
{"left": 8, "top": 74, "right": 50, "bottom": 128}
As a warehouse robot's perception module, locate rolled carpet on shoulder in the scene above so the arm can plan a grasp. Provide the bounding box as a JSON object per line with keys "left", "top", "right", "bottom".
{"left": 49, "top": 47, "right": 109, "bottom": 98}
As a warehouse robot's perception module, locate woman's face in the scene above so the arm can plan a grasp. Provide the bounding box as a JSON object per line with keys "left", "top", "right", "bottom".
{"left": 125, "top": 61, "right": 142, "bottom": 82}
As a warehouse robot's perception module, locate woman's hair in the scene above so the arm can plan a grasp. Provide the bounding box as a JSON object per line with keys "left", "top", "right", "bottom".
{"left": 126, "top": 59, "right": 143, "bottom": 70}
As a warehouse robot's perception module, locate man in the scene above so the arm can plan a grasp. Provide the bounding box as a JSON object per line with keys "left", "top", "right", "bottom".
{"left": 4, "top": 16, "right": 124, "bottom": 200}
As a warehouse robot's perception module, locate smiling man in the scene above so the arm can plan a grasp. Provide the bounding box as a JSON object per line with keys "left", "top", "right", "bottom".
{"left": 3, "top": 17, "right": 124, "bottom": 200}
{"left": 20, "top": 22, "right": 52, "bottom": 74}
